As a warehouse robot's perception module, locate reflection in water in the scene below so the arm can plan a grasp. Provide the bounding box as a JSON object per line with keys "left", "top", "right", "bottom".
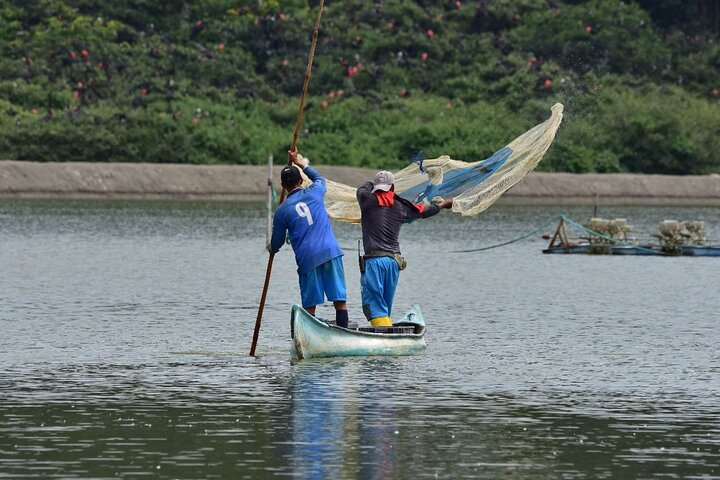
{"left": 291, "top": 362, "right": 349, "bottom": 478}
{"left": 287, "top": 356, "right": 720, "bottom": 479}
{"left": 290, "top": 360, "right": 398, "bottom": 479}
{"left": 0, "top": 360, "right": 719, "bottom": 478}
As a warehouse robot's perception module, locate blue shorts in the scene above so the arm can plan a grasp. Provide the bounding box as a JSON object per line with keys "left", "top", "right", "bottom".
{"left": 361, "top": 256, "right": 399, "bottom": 320}
{"left": 298, "top": 256, "right": 347, "bottom": 308}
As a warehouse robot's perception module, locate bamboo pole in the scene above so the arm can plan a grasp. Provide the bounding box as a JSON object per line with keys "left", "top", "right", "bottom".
{"left": 250, "top": 0, "right": 325, "bottom": 357}
{"left": 266, "top": 154, "right": 273, "bottom": 246}
{"left": 250, "top": 253, "right": 274, "bottom": 357}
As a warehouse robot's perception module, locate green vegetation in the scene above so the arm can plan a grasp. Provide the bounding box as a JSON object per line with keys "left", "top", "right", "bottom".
{"left": 1, "top": 0, "right": 719, "bottom": 173}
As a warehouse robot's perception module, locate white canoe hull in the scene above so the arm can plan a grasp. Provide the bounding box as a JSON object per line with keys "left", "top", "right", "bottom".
{"left": 291, "top": 305, "right": 427, "bottom": 360}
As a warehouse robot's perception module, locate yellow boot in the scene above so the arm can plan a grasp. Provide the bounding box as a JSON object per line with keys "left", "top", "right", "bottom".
{"left": 370, "top": 316, "right": 392, "bottom": 327}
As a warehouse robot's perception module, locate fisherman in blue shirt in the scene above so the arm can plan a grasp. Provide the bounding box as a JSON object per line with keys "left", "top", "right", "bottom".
{"left": 268, "top": 149, "right": 349, "bottom": 328}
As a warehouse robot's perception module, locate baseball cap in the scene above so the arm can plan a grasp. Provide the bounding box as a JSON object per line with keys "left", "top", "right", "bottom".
{"left": 280, "top": 165, "right": 302, "bottom": 186}
{"left": 371, "top": 170, "right": 395, "bottom": 192}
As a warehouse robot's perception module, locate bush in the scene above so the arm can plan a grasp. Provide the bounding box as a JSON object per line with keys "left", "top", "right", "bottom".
{"left": 0, "top": 0, "right": 717, "bottom": 173}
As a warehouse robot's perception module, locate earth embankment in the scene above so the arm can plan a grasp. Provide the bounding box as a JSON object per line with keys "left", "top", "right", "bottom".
{"left": 1, "top": 160, "right": 719, "bottom": 205}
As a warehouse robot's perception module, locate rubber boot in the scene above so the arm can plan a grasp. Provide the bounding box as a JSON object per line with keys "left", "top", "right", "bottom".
{"left": 370, "top": 316, "right": 392, "bottom": 327}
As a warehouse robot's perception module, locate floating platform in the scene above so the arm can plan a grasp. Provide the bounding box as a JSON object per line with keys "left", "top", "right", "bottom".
{"left": 543, "top": 244, "right": 720, "bottom": 256}
{"left": 543, "top": 216, "right": 719, "bottom": 257}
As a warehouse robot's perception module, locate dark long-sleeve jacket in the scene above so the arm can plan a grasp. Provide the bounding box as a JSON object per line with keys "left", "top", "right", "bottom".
{"left": 356, "top": 182, "right": 440, "bottom": 255}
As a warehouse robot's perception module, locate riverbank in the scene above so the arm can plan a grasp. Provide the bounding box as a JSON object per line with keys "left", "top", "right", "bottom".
{"left": 1, "top": 160, "right": 720, "bottom": 205}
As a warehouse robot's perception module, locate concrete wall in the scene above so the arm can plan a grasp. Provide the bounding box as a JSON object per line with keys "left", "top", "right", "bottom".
{"left": 2, "top": 160, "right": 720, "bottom": 204}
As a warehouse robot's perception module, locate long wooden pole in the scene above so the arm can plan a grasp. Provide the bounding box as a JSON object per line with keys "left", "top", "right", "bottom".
{"left": 278, "top": 0, "right": 325, "bottom": 205}
{"left": 250, "top": 0, "right": 325, "bottom": 357}
{"left": 250, "top": 252, "right": 274, "bottom": 357}
{"left": 291, "top": 0, "right": 324, "bottom": 152}
{"left": 266, "top": 154, "right": 273, "bottom": 246}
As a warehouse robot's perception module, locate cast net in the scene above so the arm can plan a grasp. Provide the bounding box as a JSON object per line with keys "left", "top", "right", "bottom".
{"left": 323, "top": 102, "right": 564, "bottom": 223}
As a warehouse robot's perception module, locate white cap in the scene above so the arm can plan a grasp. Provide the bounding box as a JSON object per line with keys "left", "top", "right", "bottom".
{"left": 371, "top": 170, "right": 395, "bottom": 192}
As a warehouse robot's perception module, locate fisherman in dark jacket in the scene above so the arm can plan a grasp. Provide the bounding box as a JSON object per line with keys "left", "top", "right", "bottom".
{"left": 357, "top": 171, "right": 453, "bottom": 326}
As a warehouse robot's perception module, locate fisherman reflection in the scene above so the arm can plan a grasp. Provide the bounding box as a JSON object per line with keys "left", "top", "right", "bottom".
{"left": 290, "top": 360, "right": 397, "bottom": 479}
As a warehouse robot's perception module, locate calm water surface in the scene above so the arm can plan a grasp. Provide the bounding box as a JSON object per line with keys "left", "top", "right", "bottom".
{"left": 1, "top": 199, "right": 720, "bottom": 479}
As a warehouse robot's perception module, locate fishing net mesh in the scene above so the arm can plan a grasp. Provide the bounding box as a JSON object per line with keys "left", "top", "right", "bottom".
{"left": 322, "top": 103, "right": 564, "bottom": 223}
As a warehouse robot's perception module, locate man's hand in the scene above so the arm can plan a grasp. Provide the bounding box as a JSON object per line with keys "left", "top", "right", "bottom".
{"left": 439, "top": 198, "right": 454, "bottom": 209}
{"left": 288, "top": 149, "right": 309, "bottom": 169}
{"left": 288, "top": 148, "right": 298, "bottom": 165}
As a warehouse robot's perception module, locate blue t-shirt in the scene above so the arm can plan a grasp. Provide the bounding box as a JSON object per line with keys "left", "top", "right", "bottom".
{"left": 269, "top": 166, "right": 343, "bottom": 274}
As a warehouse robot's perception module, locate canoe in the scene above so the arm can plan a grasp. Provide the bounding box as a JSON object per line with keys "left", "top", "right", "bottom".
{"left": 291, "top": 304, "right": 427, "bottom": 360}
{"left": 543, "top": 217, "right": 720, "bottom": 257}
